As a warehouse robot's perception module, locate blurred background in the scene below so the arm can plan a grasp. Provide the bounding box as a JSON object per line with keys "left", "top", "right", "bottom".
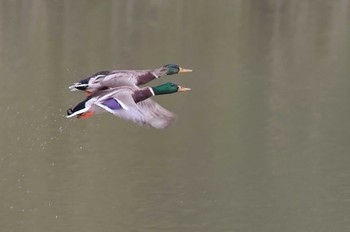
{"left": 1, "top": 0, "right": 350, "bottom": 231}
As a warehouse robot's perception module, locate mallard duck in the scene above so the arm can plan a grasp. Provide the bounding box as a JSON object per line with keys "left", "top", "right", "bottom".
{"left": 66, "top": 82, "right": 191, "bottom": 129}
{"left": 68, "top": 64, "right": 192, "bottom": 94}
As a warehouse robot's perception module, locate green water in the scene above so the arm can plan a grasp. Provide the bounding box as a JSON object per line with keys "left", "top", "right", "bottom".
{"left": 1, "top": 1, "right": 350, "bottom": 231}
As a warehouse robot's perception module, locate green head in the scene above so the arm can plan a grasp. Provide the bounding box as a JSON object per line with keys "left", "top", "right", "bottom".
{"left": 162, "top": 64, "right": 193, "bottom": 75}
{"left": 152, "top": 82, "right": 191, "bottom": 95}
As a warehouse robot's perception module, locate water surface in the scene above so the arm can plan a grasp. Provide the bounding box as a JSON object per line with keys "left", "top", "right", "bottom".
{"left": 1, "top": 1, "right": 350, "bottom": 232}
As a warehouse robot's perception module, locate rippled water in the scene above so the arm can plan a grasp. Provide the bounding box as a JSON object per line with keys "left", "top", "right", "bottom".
{"left": 1, "top": 1, "right": 350, "bottom": 231}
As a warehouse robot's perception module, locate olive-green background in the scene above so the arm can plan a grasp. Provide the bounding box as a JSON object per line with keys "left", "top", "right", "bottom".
{"left": 1, "top": 1, "right": 350, "bottom": 231}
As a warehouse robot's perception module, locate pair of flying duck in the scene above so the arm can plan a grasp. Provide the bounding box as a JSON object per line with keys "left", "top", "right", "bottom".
{"left": 67, "top": 64, "right": 192, "bottom": 128}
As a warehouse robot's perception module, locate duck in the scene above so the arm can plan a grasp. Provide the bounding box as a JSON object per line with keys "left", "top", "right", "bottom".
{"left": 68, "top": 64, "right": 192, "bottom": 95}
{"left": 66, "top": 82, "right": 191, "bottom": 129}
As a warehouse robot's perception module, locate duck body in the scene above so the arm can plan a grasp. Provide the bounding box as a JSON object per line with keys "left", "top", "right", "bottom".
{"left": 69, "top": 64, "right": 192, "bottom": 94}
{"left": 67, "top": 83, "right": 191, "bottom": 129}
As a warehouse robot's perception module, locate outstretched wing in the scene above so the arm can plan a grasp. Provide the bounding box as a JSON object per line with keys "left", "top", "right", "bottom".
{"left": 135, "top": 99, "right": 176, "bottom": 128}
{"left": 96, "top": 89, "right": 176, "bottom": 129}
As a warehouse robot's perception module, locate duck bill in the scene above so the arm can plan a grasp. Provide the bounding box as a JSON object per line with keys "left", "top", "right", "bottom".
{"left": 178, "top": 67, "right": 193, "bottom": 73}
{"left": 178, "top": 86, "right": 191, "bottom": 92}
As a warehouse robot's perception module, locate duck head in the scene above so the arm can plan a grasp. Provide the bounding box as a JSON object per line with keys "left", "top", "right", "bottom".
{"left": 151, "top": 82, "right": 191, "bottom": 95}
{"left": 158, "top": 64, "right": 192, "bottom": 75}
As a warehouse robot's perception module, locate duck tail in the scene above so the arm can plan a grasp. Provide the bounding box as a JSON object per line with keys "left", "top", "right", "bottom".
{"left": 68, "top": 83, "right": 89, "bottom": 91}
{"left": 66, "top": 97, "right": 93, "bottom": 119}
{"left": 66, "top": 108, "right": 76, "bottom": 118}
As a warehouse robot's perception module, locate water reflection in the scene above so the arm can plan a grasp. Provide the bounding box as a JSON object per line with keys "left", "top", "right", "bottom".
{"left": 0, "top": 1, "right": 350, "bottom": 232}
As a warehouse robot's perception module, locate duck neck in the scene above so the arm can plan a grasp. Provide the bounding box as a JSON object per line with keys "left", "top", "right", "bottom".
{"left": 136, "top": 67, "right": 168, "bottom": 85}
{"left": 153, "top": 67, "right": 168, "bottom": 77}
{"left": 136, "top": 71, "right": 159, "bottom": 85}
{"left": 132, "top": 88, "right": 155, "bottom": 103}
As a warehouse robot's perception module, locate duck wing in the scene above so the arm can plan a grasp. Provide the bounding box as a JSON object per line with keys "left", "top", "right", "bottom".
{"left": 98, "top": 70, "right": 158, "bottom": 87}
{"left": 98, "top": 71, "right": 139, "bottom": 87}
{"left": 96, "top": 89, "right": 176, "bottom": 129}
{"left": 69, "top": 71, "right": 136, "bottom": 92}
{"left": 69, "top": 70, "right": 159, "bottom": 92}
{"left": 135, "top": 99, "right": 176, "bottom": 129}
{"left": 66, "top": 88, "right": 136, "bottom": 118}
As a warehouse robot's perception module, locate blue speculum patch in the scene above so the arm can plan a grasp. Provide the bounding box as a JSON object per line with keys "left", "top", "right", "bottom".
{"left": 102, "top": 98, "right": 122, "bottom": 110}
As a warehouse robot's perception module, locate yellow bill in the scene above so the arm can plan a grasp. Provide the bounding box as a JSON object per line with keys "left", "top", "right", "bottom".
{"left": 178, "top": 67, "right": 193, "bottom": 73}
{"left": 178, "top": 86, "right": 191, "bottom": 92}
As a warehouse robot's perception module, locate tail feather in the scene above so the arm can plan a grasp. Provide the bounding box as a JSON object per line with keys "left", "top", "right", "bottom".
{"left": 69, "top": 83, "right": 89, "bottom": 91}
{"left": 67, "top": 108, "right": 74, "bottom": 115}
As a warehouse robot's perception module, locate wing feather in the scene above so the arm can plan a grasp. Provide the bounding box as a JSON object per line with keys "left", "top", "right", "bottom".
{"left": 136, "top": 99, "right": 176, "bottom": 128}
{"left": 96, "top": 93, "right": 176, "bottom": 128}
{"left": 99, "top": 72, "right": 138, "bottom": 87}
